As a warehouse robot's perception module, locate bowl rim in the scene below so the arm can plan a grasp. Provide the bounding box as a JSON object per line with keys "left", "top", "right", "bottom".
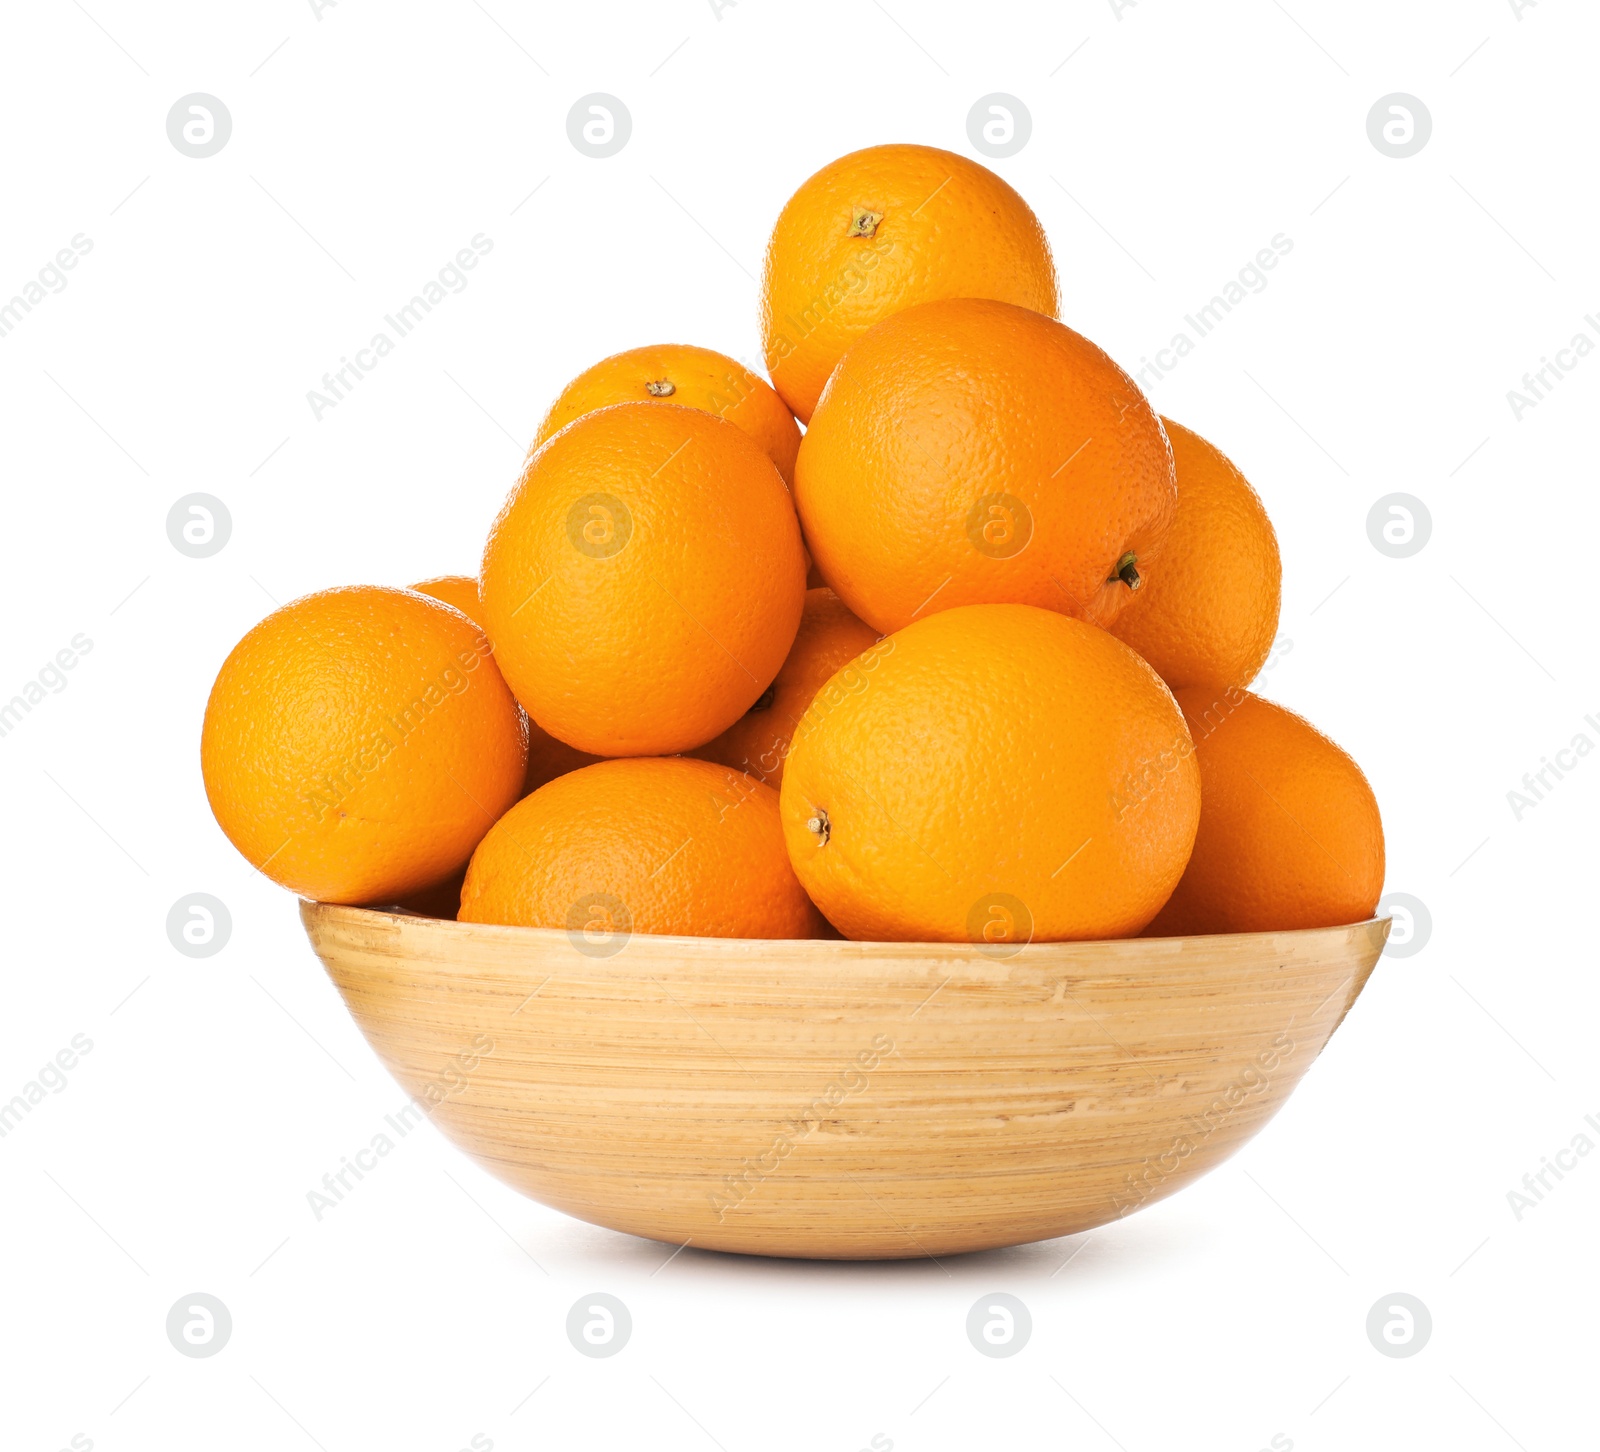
{"left": 301, "top": 899, "right": 1391, "bottom": 960}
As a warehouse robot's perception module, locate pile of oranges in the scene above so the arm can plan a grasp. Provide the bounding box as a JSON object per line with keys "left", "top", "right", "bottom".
{"left": 202, "top": 144, "right": 1384, "bottom": 949}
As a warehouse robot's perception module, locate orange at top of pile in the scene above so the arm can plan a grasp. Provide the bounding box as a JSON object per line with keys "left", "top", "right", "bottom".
{"left": 201, "top": 143, "right": 1384, "bottom": 947}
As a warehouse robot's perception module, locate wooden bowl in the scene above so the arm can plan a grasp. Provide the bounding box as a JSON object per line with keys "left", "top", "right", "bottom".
{"left": 301, "top": 904, "right": 1388, "bottom": 1260}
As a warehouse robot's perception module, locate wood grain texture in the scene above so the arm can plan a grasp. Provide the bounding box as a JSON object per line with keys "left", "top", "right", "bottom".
{"left": 301, "top": 903, "right": 1388, "bottom": 1260}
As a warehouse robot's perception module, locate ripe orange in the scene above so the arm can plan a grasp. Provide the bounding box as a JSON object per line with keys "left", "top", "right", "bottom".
{"left": 794, "top": 298, "right": 1176, "bottom": 636}
{"left": 693, "top": 587, "right": 880, "bottom": 788}
{"left": 201, "top": 586, "right": 527, "bottom": 904}
{"left": 1145, "top": 689, "right": 1384, "bottom": 936}
{"left": 779, "top": 603, "right": 1200, "bottom": 943}
{"left": 410, "top": 575, "right": 600, "bottom": 792}
{"left": 480, "top": 402, "right": 807, "bottom": 757}
{"left": 1108, "top": 420, "right": 1282, "bottom": 691}
{"left": 761, "top": 144, "right": 1060, "bottom": 422}
{"left": 460, "top": 757, "right": 824, "bottom": 939}
{"left": 530, "top": 343, "right": 802, "bottom": 487}
{"left": 409, "top": 573, "right": 482, "bottom": 621}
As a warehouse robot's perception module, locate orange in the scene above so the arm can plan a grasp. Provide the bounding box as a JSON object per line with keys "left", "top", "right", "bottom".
{"left": 201, "top": 586, "right": 526, "bottom": 904}
{"left": 779, "top": 603, "right": 1200, "bottom": 943}
{"left": 480, "top": 402, "right": 807, "bottom": 757}
{"left": 794, "top": 298, "right": 1176, "bottom": 635}
{"left": 761, "top": 144, "right": 1059, "bottom": 422}
{"left": 409, "top": 573, "right": 482, "bottom": 621}
{"left": 693, "top": 587, "right": 880, "bottom": 788}
{"left": 460, "top": 757, "right": 824, "bottom": 939}
{"left": 411, "top": 575, "right": 600, "bottom": 793}
{"left": 1145, "top": 689, "right": 1384, "bottom": 936}
{"left": 531, "top": 343, "right": 802, "bottom": 487}
{"left": 1108, "top": 420, "right": 1282, "bottom": 691}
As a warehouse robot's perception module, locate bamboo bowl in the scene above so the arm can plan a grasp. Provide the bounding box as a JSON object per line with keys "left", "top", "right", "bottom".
{"left": 301, "top": 903, "right": 1388, "bottom": 1260}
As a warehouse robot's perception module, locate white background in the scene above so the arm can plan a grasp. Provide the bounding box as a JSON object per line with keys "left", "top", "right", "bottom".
{"left": 2, "top": 1, "right": 1596, "bottom": 1448}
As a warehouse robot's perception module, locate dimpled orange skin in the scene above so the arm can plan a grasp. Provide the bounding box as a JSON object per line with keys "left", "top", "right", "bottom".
{"left": 200, "top": 586, "right": 527, "bottom": 904}
{"left": 760, "top": 144, "right": 1060, "bottom": 423}
{"left": 1145, "top": 689, "right": 1384, "bottom": 936}
{"left": 411, "top": 576, "right": 601, "bottom": 793}
{"left": 480, "top": 403, "right": 807, "bottom": 757}
{"left": 460, "top": 757, "right": 825, "bottom": 939}
{"left": 530, "top": 344, "right": 802, "bottom": 487}
{"left": 794, "top": 298, "right": 1176, "bottom": 636}
{"left": 692, "top": 587, "right": 881, "bottom": 789}
{"left": 1108, "top": 420, "right": 1282, "bottom": 692}
{"left": 779, "top": 604, "right": 1200, "bottom": 943}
